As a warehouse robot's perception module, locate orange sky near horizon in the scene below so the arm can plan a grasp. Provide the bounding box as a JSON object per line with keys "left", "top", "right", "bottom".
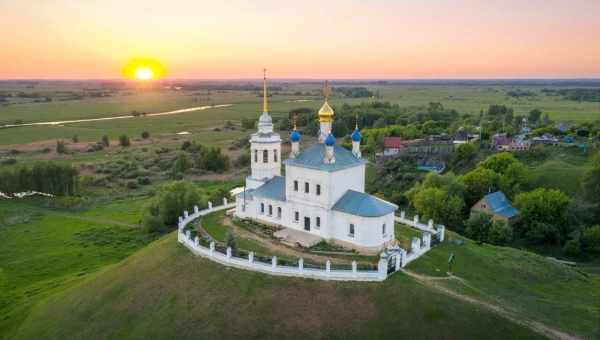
{"left": 1, "top": 0, "right": 599, "bottom": 79}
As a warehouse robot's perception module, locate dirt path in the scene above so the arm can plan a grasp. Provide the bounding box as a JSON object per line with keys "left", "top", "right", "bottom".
{"left": 400, "top": 269, "right": 581, "bottom": 340}
{"left": 222, "top": 217, "right": 357, "bottom": 265}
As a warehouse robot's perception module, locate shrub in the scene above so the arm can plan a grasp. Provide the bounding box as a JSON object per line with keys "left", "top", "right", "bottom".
{"left": 119, "top": 135, "right": 130, "bottom": 147}
{"left": 56, "top": 140, "right": 68, "bottom": 154}
{"left": 563, "top": 237, "right": 582, "bottom": 257}
{"left": 172, "top": 152, "right": 191, "bottom": 176}
{"left": 137, "top": 176, "right": 151, "bottom": 185}
{"left": 0, "top": 158, "right": 17, "bottom": 165}
{"left": 101, "top": 135, "right": 110, "bottom": 147}
{"left": 464, "top": 213, "right": 492, "bottom": 243}
{"left": 225, "top": 232, "right": 237, "bottom": 254}
{"left": 126, "top": 180, "right": 138, "bottom": 189}
{"left": 234, "top": 153, "right": 250, "bottom": 167}
{"left": 72, "top": 135, "right": 79, "bottom": 143}
{"left": 141, "top": 131, "right": 150, "bottom": 139}
{"left": 142, "top": 214, "right": 168, "bottom": 234}
{"left": 582, "top": 225, "right": 600, "bottom": 253}
{"left": 487, "top": 220, "right": 513, "bottom": 245}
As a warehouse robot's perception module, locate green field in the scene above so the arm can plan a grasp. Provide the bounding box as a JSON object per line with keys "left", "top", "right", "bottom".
{"left": 1, "top": 83, "right": 599, "bottom": 146}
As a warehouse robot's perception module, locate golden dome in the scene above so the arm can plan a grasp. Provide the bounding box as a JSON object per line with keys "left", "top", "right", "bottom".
{"left": 318, "top": 101, "right": 334, "bottom": 122}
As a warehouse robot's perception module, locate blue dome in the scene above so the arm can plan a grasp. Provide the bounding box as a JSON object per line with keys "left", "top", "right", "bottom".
{"left": 290, "top": 129, "right": 301, "bottom": 142}
{"left": 351, "top": 128, "right": 362, "bottom": 142}
{"left": 324, "top": 133, "right": 336, "bottom": 146}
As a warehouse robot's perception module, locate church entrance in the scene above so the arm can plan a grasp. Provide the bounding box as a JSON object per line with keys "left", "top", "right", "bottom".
{"left": 304, "top": 217, "right": 311, "bottom": 231}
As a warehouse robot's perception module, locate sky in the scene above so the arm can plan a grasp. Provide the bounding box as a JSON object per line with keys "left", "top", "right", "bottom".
{"left": 1, "top": 0, "right": 599, "bottom": 79}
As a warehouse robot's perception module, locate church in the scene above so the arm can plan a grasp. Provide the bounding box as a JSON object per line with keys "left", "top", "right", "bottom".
{"left": 234, "top": 72, "right": 397, "bottom": 253}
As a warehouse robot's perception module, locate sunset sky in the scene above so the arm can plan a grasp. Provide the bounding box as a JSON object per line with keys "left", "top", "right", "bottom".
{"left": 2, "top": 0, "right": 599, "bottom": 79}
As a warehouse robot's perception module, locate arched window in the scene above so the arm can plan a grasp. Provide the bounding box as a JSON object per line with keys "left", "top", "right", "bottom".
{"left": 260, "top": 203, "right": 264, "bottom": 214}
{"left": 254, "top": 150, "right": 258, "bottom": 163}
{"left": 273, "top": 149, "right": 278, "bottom": 162}
{"left": 382, "top": 223, "right": 386, "bottom": 236}
{"left": 263, "top": 150, "right": 268, "bottom": 163}
{"left": 349, "top": 224, "right": 355, "bottom": 237}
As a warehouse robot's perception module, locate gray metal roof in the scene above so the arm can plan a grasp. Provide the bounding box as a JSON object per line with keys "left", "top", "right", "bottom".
{"left": 252, "top": 176, "right": 286, "bottom": 202}
{"left": 283, "top": 144, "right": 365, "bottom": 172}
{"left": 332, "top": 190, "right": 397, "bottom": 217}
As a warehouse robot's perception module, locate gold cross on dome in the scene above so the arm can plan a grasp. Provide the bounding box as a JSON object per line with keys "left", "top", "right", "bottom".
{"left": 322, "top": 80, "right": 331, "bottom": 101}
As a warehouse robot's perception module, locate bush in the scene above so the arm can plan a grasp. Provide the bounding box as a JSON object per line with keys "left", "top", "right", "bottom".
{"left": 464, "top": 213, "right": 492, "bottom": 243}
{"left": 56, "top": 140, "right": 68, "bottom": 154}
{"left": 141, "top": 131, "right": 150, "bottom": 139}
{"left": 126, "top": 180, "right": 138, "bottom": 189}
{"left": 234, "top": 153, "right": 250, "bottom": 167}
{"left": 488, "top": 220, "right": 513, "bottom": 245}
{"left": 0, "top": 158, "right": 17, "bottom": 165}
{"left": 563, "top": 237, "right": 581, "bottom": 257}
{"left": 119, "top": 135, "right": 130, "bottom": 147}
{"left": 72, "top": 135, "right": 79, "bottom": 143}
{"left": 137, "top": 176, "right": 151, "bottom": 185}
{"left": 142, "top": 214, "right": 168, "bottom": 234}
{"left": 582, "top": 225, "right": 600, "bottom": 253}
{"left": 525, "top": 222, "right": 560, "bottom": 245}
{"left": 101, "top": 135, "right": 110, "bottom": 147}
{"left": 225, "top": 232, "right": 237, "bottom": 254}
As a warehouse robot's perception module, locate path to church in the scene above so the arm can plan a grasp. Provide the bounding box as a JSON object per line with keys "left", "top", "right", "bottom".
{"left": 222, "top": 216, "right": 358, "bottom": 265}
{"left": 400, "top": 269, "right": 578, "bottom": 340}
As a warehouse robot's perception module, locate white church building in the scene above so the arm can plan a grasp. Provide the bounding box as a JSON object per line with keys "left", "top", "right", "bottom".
{"left": 235, "top": 73, "right": 397, "bottom": 253}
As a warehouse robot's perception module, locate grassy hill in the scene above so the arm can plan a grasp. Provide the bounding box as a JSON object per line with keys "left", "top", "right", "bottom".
{"left": 12, "top": 233, "right": 544, "bottom": 340}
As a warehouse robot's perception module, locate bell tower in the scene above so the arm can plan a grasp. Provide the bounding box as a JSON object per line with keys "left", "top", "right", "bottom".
{"left": 246, "top": 69, "right": 282, "bottom": 190}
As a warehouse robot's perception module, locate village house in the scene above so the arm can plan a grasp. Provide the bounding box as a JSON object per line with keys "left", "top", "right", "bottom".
{"left": 470, "top": 191, "right": 518, "bottom": 224}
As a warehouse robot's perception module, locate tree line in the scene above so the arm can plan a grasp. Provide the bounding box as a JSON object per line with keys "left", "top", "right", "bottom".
{"left": 0, "top": 162, "right": 78, "bottom": 196}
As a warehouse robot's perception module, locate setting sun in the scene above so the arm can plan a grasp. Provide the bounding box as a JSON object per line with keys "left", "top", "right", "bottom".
{"left": 122, "top": 58, "right": 165, "bottom": 81}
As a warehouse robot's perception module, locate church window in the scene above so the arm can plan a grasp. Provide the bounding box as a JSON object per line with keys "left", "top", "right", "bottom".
{"left": 268, "top": 204, "right": 273, "bottom": 216}
{"left": 316, "top": 184, "right": 321, "bottom": 196}
{"left": 349, "top": 224, "right": 355, "bottom": 237}
{"left": 382, "top": 223, "right": 386, "bottom": 236}
{"left": 263, "top": 150, "right": 268, "bottom": 163}
{"left": 294, "top": 180, "right": 298, "bottom": 191}
{"left": 260, "top": 203, "right": 264, "bottom": 214}
{"left": 277, "top": 207, "right": 282, "bottom": 219}
{"left": 274, "top": 149, "right": 278, "bottom": 162}
{"left": 304, "top": 182, "right": 309, "bottom": 193}
{"left": 316, "top": 216, "right": 321, "bottom": 229}
{"left": 294, "top": 211, "right": 299, "bottom": 222}
{"left": 254, "top": 150, "right": 258, "bottom": 163}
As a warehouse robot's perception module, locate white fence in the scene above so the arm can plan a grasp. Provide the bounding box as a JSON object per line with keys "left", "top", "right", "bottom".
{"left": 177, "top": 199, "right": 442, "bottom": 282}
{"left": 396, "top": 211, "right": 445, "bottom": 242}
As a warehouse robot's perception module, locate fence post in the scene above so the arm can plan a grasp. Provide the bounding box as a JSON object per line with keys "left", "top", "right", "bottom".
{"left": 413, "top": 215, "right": 419, "bottom": 225}
{"left": 352, "top": 261, "right": 357, "bottom": 275}
{"left": 178, "top": 216, "right": 183, "bottom": 225}
{"left": 411, "top": 237, "right": 421, "bottom": 252}
{"left": 194, "top": 236, "right": 199, "bottom": 247}
{"left": 400, "top": 249, "right": 407, "bottom": 268}
{"left": 423, "top": 233, "right": 431, "bottom": 249}
{"left": 272, "top": 256, "right": 277, "bottom": 269}
{"left": 395, "top": 254, "right": 401, "bottom": 271}
{"left": 208, "top": 201, "right": 213, "bottom": 209}
{"left": 299, "top": 258, "right": 304, "bottom": 272}
{"left": 400, "top": 211, "right": 405, "bottom": 220}
{"left": 194, "top": 205, "right": 199, "bottom": 214}
{"left": 438, "top": 225, "right": 445, "bottom": 242}
{"left": 326, "top": 260, "right": 331, "bottom": 273}
{"left": 378, "top": 258, "right": 388, "bottom": 279}
{"left": 184, "top": 210, "right": 189, "bottom": 219}
{"left": 428, "top": 219, "right": 434, "bottom": 229}
{"left": 226, "top": 247, "right": 232, "bottom": 259}
{"left": 223, "top": 197, "right": 228, "bottom": 206}
{"left": 185, "top": 230, "right": 191, "bottom": 240}
{"left": 210, "top": 242, "right": 215, "bottom": 256}
{"left": 249, "top": 251, "right": 254, "bottom": 264}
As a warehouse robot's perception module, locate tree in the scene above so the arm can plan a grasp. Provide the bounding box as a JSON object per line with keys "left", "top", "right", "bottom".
{"left": 582, "top": 153, "right": 600, "bottom": 207}
{"left": 464, "top": 213, "right": 493, "bottom": 243}
{"left": 173, "top": 152, "right": 191, "bottom": 176}
{"left": 241, "top": 118, "right": 255, "bottom": 130}
{"left": 582, "top": 225, "right": 600, "bottom": 253}
{"left": 450, "top": 143, "right": 477, "bottom": 169}
{"left": 141, "top": 131, "right": 150, "bottom": 139}
{"left": 101, "top": 135, "right": 110, "bottom": 147}
{"left": 514, "top": 188, "right": 570, "bottom": 244}
{"left": 119, "top": 135, "right": 130, "bottom": 147}
{"left": 72, "top": 135, "right": 79, "bottom": 143}
{"left": 488, "top": 220, "right": 513, "bottom": 245}
{"left": 373, "top": 117, "right": 386, "bottom": 128}
{"left": 461, "top": 167, "right": 502, "bottom": 206}
{"left": 143, "top": 181, "right": 204, "bottom": 231}
{"left": 528, "top": 109, "right": 542, "bottom": 125}
{"left": 56, "top": 140, "right": 67, "bottom": 154}
{"left": 412, "top": 187, "right": 465, "bottom": 229}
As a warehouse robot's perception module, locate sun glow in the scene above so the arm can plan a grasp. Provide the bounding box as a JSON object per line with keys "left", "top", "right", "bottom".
{"left": 122, "top": 58, "right": 165, "bottom": 81}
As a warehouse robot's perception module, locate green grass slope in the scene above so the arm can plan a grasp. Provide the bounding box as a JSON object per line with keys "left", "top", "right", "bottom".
{"left": 13, "top": 233, "right": 542, "bottom": 340}
{"left": 408, "top": 232, "right": 600, "bottom": 339}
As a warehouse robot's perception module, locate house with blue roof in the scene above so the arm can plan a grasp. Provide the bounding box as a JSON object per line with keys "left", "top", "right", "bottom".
{"left": 470, "top": 191, "right": 519, "bottom": 223}
{"left": 234, "top": 76, "right": 397, "bottom": 253}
